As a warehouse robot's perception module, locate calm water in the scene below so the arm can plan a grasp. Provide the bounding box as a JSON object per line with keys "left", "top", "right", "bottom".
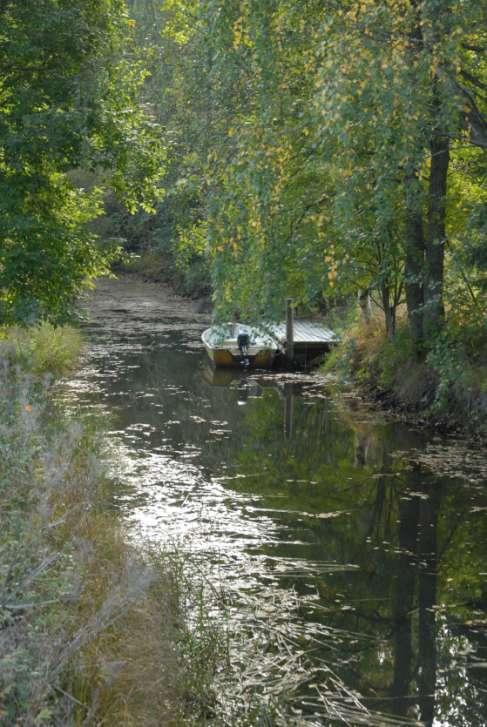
{"left": 63, "top": 278, "right": 487, "bottom": 726}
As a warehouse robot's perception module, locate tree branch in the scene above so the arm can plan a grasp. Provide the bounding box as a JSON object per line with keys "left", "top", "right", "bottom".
{"left": 460, "top": 69, "right": 487, "bottom": 95}
{"left": 454, "top": 81, "right": 487, "bottom": 149}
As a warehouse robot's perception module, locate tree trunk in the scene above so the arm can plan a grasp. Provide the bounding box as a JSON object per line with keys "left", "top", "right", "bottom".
{"left": 381, "top": 283, "right": 396, "bottom": 339}
{"left": 424, "top": 118, "right": 449, "bottom": 335}
{"left": 404, "top": 174, "right": 425, "bottom": 357}
{"left": 403, "top": 0, "right": 426, "bottom": 358}
{"left": 358, "top": 288, "right": 371, "bottom": 324}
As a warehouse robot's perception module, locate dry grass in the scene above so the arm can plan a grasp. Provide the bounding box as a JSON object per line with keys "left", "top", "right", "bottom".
{"left": 63, "top": 523, "right": 188, "bottom": 726}
{"left": 326, "top": 306, "right": 437, "bottom": 410}
{"left": 0, "top": 360, "right": 219, "bottom": 726}
{"left": 325, "top": 303, "right": 487, "bottom": 433}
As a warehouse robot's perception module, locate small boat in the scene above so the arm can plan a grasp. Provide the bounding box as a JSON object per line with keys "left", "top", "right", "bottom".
{"left": 202, "top": 323, "right": 277, "bottom": 368}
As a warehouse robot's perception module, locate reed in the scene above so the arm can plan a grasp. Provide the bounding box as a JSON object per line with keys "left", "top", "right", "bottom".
{"left": 0, "top": 367, "right": 221, "bottom": 725}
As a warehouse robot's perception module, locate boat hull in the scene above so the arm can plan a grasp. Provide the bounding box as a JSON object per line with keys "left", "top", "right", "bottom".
{"left": 202, "top": 323, "right": 278, "bottom": 369}
{"left": 204, "top": 344, "right": 276, "bottom": 368}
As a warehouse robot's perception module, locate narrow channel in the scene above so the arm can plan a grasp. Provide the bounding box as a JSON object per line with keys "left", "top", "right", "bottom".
{"left": 62, "top": 277, "right": 487, "bottom": 726}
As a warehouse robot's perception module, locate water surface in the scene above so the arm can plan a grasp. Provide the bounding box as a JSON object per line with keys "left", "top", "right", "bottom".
{"left": 63, "top": 278, "right": 487, "bottom": 726}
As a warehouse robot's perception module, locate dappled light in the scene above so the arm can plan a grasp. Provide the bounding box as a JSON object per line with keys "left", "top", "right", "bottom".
{"left": 1, "top": 0, "right": 485, "bottom": 723}
{"left": 60, "top": 278, "right": 487, "bottom": 725}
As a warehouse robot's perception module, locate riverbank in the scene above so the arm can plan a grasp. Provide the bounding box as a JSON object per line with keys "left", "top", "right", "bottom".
{"left": 323, "top": 312, "right": 487, "bottom": 439}
{"left": 12, "top": 277, "right": 483, "bottom": 725}
{"left": 0, "top": 325, "right": 220, "bottom": 725}
{"left": 112, "top": 267, "right": 487, "bottom": 439}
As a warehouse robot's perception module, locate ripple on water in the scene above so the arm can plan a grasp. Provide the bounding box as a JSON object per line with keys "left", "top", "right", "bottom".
{"left": 58, "top": 278, "right": 487, "bottom": 726}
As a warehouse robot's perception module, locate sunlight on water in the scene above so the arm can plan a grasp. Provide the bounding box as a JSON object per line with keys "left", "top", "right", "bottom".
{"left": 60, "top": 278, "right": 487, "bottom": 726}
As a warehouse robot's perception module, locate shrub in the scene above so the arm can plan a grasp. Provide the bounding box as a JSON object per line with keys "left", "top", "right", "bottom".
{"left": 0, "top": 322, "right": 83, "bottom": 376}
{"left": 377, "top": 324, "right": 415, "bottom": 390}
{"left": 426, "top": 330, "right": 487, "bottom": 431}
{"left": 324, "top": 301, "right": 487, "bottom": 432}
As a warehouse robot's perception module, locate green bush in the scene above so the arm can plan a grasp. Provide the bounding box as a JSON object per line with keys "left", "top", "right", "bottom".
{"left": 426, "top": 330, "right": 486, "bottom": 429}
{"left": 0, "top": 322, "right": 83, "bottom": 376}
{"left": 324, "top": 304, "right": 487, "bottom": 432}
{"left": 377, "top": 324, "right": 414, "bottom": 391}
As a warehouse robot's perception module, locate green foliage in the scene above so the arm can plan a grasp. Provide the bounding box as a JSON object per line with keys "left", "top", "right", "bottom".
{"left": 0, "top": 0, "right": 166, "bottom": 324}
{"left": 123, "top": 0, "right": 485, "bottom": 341}
{"left": 0, "top": 323, "right": 83, "bottom": 376}
{"left": 377, "top": 326, "right": 416, "bottom": 391}
{"left": 426, "top": 328, "right": 487, "bottom": 424}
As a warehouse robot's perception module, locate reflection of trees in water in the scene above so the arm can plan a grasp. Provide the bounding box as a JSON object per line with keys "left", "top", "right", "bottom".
{"left": 418, "top": 482, "right": 441, "bottom": 724}
{"left": 87, "top": 331, "right": 487, "bottom": 724}
{"left": 234, "top": 389, "right": 487, "bottom": 725}
{"left": 392, "top": 494, "right": 418, "bottom": 717}
{"left": 390, "top": 478, "right": 441, "bottom": 724}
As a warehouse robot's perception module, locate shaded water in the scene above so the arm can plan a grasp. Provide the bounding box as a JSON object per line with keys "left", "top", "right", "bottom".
{"left": 63, "top": 278, "right": 487, "bottom": 725}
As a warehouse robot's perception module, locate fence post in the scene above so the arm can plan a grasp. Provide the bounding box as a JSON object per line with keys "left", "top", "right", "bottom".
{"left": 286, "top": 298, "right": 294, "bottom": 364}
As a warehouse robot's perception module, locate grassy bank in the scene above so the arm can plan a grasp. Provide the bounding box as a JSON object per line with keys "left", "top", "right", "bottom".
{"left": 0, "top": 322, "right": 83, "bottom": 377}
{"left": 0, "top": 326, "right": 221, "bottom": 725}
{"left": 324, "top": 310, "right": 487, "bottom": 437}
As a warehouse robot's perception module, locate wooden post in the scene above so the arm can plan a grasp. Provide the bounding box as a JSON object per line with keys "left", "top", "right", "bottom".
{"left": 284, "top": 383, "right": 294, "bottom": 439}
{"left": 286, "top": 297, "right": 294, "bottom": 364}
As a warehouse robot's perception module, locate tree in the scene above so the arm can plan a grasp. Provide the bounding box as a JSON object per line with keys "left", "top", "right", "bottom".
{"left": 0, "top": 0, "right": 165, "bottom": 322}
{"left": 316, "top": 0, "right": 486, "bottom": 352}
{"left": 122, "top": 0, "right": 485, "bottom": 351}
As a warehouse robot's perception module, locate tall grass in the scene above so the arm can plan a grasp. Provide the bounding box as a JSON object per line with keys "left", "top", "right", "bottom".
{"left": 0, "top": 322, "right": 83, "bottom": 376}
{"left": 0, "top": 358, "right": 221, "bottom": 725}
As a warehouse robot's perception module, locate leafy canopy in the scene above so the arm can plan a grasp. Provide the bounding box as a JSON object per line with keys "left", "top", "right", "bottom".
{"left": 0, "top": 0, "right": 165, "bottom": 323}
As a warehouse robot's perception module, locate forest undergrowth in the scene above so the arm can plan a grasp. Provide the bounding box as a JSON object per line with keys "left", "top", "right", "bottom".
{"left": 324, "top": 306, "right": 487, "bottom": 438}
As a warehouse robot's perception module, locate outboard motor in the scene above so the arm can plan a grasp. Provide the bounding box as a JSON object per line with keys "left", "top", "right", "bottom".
{"left": 237, "top": 332, "right": 250, "bottom": 367}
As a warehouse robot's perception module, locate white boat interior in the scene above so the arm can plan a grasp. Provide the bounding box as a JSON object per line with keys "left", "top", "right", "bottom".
{"left": 202, "top": 323, "right": 277, "bottom": 355}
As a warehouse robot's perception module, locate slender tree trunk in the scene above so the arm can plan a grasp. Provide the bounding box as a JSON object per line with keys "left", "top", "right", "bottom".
{"left": 358, "top": 288, "right": 371, "bottom": 324}
{"left": 424, "top": 0, "right": 452, "bottom": 334}
{"left": 381, "top": 283, "right": 396, "bottom": 339}
{"left": 404, "top": 0, "right": 426, "bottom": 358}
{"left": 404, "top": 174, "right": 425, "bottom": 357}
{"left": 424, "top": 113, "right": 449, "bottom": 334}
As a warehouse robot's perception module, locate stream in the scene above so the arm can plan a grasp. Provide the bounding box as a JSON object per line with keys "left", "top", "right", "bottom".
{"left": 62, "top": 277, "right": 487, "bottom": 726}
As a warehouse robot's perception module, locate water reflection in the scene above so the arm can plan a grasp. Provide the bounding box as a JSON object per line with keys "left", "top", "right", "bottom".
{"left": 231, "top": 387, "right": 487, "bottom": 724}
{"left": 61, "top": 279, "right": 487, "bottom": 725}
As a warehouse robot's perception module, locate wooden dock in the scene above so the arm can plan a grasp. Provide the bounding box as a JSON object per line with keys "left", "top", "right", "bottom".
{"left": 269, "top": 320, "right": 339, "bottom": 365}
{"left": 271, "top": 320, "right": 338, "bottom": 346}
